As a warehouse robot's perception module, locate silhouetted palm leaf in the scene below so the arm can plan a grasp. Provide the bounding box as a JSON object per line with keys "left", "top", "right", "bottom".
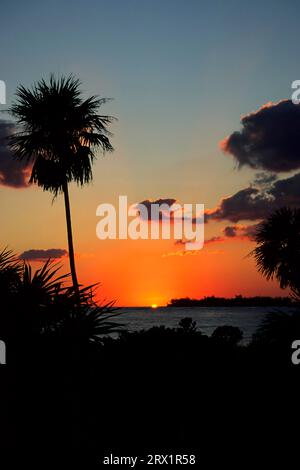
{"left": 0, "top": 251, "right": 122, "bottom": 343}
{"left": 0, "top": 247, "right": 22, "bottom": 283}
{"left": 17, "top": 259, "right": 69, "bottom": 308}
{"left": 252, "top": 310, "right": 300, "bottom": 347}
{"left": 54, "top": 299, "right": 123, "bottom": 344}
{"left": 9, "top": 75, "right": 115, "bottom": 195}
{"left": 251, "top": 207, "right": 300, "bottom": 290}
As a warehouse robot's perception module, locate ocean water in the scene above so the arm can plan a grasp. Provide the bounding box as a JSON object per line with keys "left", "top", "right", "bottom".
{"left": 114, "top": 306, "right": 292, "bottom": 343}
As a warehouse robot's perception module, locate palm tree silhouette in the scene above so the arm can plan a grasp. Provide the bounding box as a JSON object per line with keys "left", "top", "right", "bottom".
{"left": 9, "top": 75, "right": 115, "bottom": 294}
{"left": 251, "top": 207, "right": 300, "bottom": 290}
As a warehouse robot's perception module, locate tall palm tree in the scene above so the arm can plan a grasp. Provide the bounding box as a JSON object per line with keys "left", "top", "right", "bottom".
{"left": 9, "top": 75, "right": 115, "bottom": 293}
{"left": 251, "top": 207, "right": 300, "bottom": 290}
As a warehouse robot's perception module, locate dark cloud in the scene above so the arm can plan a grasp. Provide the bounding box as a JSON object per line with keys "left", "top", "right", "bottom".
{"left": 223, "top": 226, "right": 237, "bottom": 237}
{"left": 137, "top": 198, "right": 177, "bottom": 221}
{"left": 220, "top": 100, "right": 300, "bottom": 172}
{"left": 270, "top": 171, "right": 300, "bottom": 205}
{"left": 19, "top": 249, "right": 67, "bottom": 261}
{"left": 223, "top": 224, "right": 260, "bottom": 240}
{"left": 0, "top": 120, "right": 32, "bottom": 188}
{"left": 207, "top": 172, "right": 300, "bottom": 223}
{"left": 175, "top": 223, "right": 258, "bottom": 250}
{"left": 206, "top": 187, "right": 270, "bottom": 222}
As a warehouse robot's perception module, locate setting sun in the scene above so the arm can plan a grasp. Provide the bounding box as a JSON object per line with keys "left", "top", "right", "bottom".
{"left": 151, "top": 304, "right": 158, "bottom": 309}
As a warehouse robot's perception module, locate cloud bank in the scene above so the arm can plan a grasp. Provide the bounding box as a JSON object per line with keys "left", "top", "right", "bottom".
{"left": 207, "top": 172, "right": 300, "bottom": 223}
{"left": 223, "top": 224, "right": 259, "bottom": 240}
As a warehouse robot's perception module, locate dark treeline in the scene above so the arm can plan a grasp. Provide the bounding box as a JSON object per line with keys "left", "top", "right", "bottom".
{"left": 1, "top": 249, "right": 300, "bottom": 465}
{"left": 3, "top": 313, "right": 300, "bottom": 465}
{"left": 168, "top": 295, "right": 294, "bottom": 307}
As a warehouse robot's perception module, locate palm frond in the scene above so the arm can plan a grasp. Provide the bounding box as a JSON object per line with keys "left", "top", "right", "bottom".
{"left": 250, "top": 207, "right": 300, "bottom": 290}
{"left": 8, "top": 74, "right": 115, "bottom": 194}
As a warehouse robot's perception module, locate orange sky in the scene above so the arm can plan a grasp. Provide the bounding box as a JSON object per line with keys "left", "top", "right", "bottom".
{"left": 78, "top": 237, "right": 285, "bottom": 306}
{"left": 0, "top": 149, "right": 287, "bottom": 307}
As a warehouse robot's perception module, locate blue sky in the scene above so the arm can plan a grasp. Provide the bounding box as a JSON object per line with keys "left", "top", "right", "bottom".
{"left": 2, "top": 1, "right": 298, "bottom": 194}
{"left": 2, "top": 0, "right": 299, "bottom": 215}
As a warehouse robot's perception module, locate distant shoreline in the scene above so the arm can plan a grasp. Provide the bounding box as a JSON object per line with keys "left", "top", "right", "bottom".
{"left": 166, "top": 295, "right": 295, "bottom": 308}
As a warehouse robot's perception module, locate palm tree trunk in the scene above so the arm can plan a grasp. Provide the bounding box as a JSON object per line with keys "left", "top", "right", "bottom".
{"left": 63, "top": 181, "right": 79, "bottom": 295}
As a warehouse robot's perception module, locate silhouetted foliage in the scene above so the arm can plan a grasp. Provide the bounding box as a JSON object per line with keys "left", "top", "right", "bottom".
{"left": 252, "top": 310, "right": 300, "bottom": 347}
{"left": 212, "top": 325, "right": 243, "bottom": 346}
{"left": 178, "top": 317, "right": 197, "bottom": 333}
{"left": 251, "top": 207, "right": 300, "bottom": 290}
{"left": 1, "top": 252, "right": 300, "bottom": 462}
{"left": 0, "top": 248, "right": 122, "bottom": 355}
{"left": 0, "top": 247, "right": 22, "bottom": 294}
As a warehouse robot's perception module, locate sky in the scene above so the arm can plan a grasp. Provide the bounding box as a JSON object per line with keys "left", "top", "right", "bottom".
{"left": 1, "top": 0, "right": 300, "bottom": 305}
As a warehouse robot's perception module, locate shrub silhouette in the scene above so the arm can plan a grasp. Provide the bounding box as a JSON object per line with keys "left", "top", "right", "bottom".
{"left": 212, "top": 325, "right": 243, "bottom": 346}
{"left": 0, "top": 248, "right": 122, "bottom": 361}
{"left": 178, "top": 317, "right": 197, "bottom": 333}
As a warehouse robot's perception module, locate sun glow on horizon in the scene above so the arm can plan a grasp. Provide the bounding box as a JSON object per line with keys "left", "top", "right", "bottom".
{"left": 151, "top": 304, "right": 158, "bottom": 309}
